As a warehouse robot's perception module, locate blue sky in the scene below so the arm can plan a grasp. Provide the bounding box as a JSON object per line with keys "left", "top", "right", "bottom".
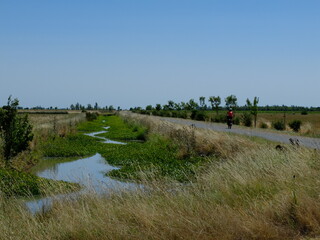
{"left": 1, "top": 0, "right": 319, "bottom": 109}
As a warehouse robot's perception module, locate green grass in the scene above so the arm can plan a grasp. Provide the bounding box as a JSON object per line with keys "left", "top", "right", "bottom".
{"left": 40, "top": 134, "right": 99, "bottom": 157}
{"left": 0, "top": 168, "right": 78, "bottom": 197}
{"left": 97, "top": 115, "right": 148, "bottom": 141}
{"left": 40, "top": 115, "right": 206, "bottom": 182}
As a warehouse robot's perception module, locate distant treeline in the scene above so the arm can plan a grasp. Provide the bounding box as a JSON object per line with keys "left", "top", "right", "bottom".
{"left": 130, "top": 95, "right": 320, "bottom": 113}
{"left": 18, "top": 103, "right": 121, "bottom": 111}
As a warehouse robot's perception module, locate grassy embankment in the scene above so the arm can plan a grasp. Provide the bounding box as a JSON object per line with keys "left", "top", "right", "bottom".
{"left": 1, "top": 112, "right": 320, "bottom": 239}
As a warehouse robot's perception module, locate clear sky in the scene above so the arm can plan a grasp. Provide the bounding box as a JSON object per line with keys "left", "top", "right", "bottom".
{"left": 1, "top": 0, "right": 319, "bottom": 109}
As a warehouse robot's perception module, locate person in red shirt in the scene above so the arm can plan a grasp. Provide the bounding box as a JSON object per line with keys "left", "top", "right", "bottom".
{"left": 227, "top": 108, "right": 234, "bottom": 129}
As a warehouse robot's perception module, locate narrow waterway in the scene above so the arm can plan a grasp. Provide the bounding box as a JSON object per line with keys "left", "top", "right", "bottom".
{"left": 25, "top": 126, "right": 141, "bottom": 213}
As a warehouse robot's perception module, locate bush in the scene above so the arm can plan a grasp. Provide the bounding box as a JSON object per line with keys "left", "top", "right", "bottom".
{"left": 177, "top": 111, "right": 188, "bottom": 119}
{"left": 171, "top": 111, "right": 178, "bottom": 118}
{"left": 241, "top": 113, "right": 252, "bottom": 127}
{"left": 86, "top": 112, "right": 99, "bottom": 121}
{"left": 0, "top": 97, "right": 33, "bottom": 163}
{"left": 233, "top": 117, "right": 240, "bottom": 125}
{"left": 259, "top": 122, "right": 268, "bottom": 129}
{"left": 301, "top": 111, "right": 308, "bottom": 115}
{"left": 289, "top": 120, "right": 302, "bottom": 132}
{"left": 190, "top": 110, "right": 207, "bottom": 121}
{"left": 272, "top": 120, "right": 285, "bottom": 131}
{"left": 211, "top": 114, "right": 226, "bottom": 123}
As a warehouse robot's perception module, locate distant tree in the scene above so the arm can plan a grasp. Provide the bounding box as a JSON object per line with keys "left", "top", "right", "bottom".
{"left": 246, "top": 97, "right": 259, "bottom": 127}
{"left": 167, "top": 100, "right": 175, "bottom": 110}
{"left": 209, "top": 96, "right": 221, "bottom": 114}
{"left": 155, "top": 104, "right": 162, "bottom": 111}
{"left": 199, "top": 96, "right": 206, "bottom": 110}
{"left": 146, "top": 105, "right": 152, "bottom": 111}
{"left": 108, "top": 105, "right": 114, "bottom": 111}
{"left": 0, "top": 96, "right": 33, "bottom": 165}
{"left": 70, "top": 104, "right": 75, "bottom": 110}
{"left": 225, "top": 95, "right": 238, "bottom": 109}
{"left": 186, "top": 99, "right": 198, "bottom": 110}
{"left": 174, "top": 103, "right": 182, "bottom": 110}
{"left": 87, "top": 104, "right": 93, "bottom": 110}
{"left": 180, "top": 102, "right": 187, "bottom": 110}
{"left": 94, "top": 102, "right": 99, "bottom": 110}
{"left": 75, "top": 103, "right": 80, "bottom": 110}
{"left": 162, "top": 104, "right": 169, "bottom": 111}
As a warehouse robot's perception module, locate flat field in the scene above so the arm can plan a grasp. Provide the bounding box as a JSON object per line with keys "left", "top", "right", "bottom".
{"left": 207, "top": 111, "right": 320, "bottom": 136}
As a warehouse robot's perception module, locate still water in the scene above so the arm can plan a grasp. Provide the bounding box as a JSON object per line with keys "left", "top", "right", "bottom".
{"left": 25, "top": 127, "right": 141, "bottom": 213}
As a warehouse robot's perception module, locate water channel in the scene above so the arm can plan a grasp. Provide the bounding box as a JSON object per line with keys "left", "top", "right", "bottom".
{"left": 25, "top": 126, "right": 141, "bottom": 213}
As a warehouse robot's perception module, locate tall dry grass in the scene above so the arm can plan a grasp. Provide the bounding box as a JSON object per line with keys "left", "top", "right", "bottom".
{"left": 0, "top": 146, "right": 319, "bottom": 239}
{"left": 0, "top": 111, "right": 320, "bottom": 239}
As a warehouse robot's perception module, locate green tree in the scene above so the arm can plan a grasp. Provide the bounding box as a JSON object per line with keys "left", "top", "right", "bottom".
{"left": 0, "top": 96, "right": 33, "bottom": 165}
{"left": 146, "top": 105, "right": 152, "bottom": 111}
{"left": 174, "top": 103, "right": 181, "bottom": 110}
{"left": 70, "top": 104, "right": 75, "bottom": 110}
{"left": 155, "top": 104, "right": 162, "bottom": 111}
{"left": 246, "top": 97, "right": 259, "bottom": 127}
{"left": 167, "top": 100, "right": 175, "bottom": 110}
{"left": 199, "top": 96, "right": 206, "bottom": 110}
{"left": 94, "top": 102, "right": 99, "bottom": 110}
{"left": 209, "top": 96, "right": 221, "bottom": 114}
{"left": 186, "top": 99, "right": 198, "bottom": 110}
{"left": 225, "top": 95, "right": 238, "bottom": 109}
{"left": 87, "top": 104, "right": 93, "bottom": 110}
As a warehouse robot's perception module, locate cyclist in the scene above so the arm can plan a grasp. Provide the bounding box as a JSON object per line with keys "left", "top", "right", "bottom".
{"left": 227, "top": 108, "right": 234, "bottom": 129}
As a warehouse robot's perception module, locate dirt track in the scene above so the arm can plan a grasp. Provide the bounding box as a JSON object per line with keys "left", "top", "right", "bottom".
{"left": 160, "top": 117, "right": 320, "bottom": 149}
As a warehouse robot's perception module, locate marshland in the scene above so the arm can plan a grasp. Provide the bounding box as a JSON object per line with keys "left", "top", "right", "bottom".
{"left": 0, "top": 99, "right": 320, "bottom": 240}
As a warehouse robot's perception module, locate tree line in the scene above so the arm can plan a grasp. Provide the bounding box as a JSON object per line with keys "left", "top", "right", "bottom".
{"left": 131, "top": 95, "right": 319, "bottom": 113}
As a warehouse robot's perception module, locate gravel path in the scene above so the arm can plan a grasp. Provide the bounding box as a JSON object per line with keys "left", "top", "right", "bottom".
{"left": 160, "top": 117, "right": 320, "bottom": 149}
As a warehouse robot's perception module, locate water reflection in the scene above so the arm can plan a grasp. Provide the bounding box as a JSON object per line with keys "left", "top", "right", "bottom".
{"left": 26, "top": 126, "right": 140, "bottom": 214}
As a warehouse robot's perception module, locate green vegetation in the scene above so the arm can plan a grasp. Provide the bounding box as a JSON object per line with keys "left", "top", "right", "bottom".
{"left": 289, "top": 120, "right": 302, "bottom": 132}
{"left": 0, "top": 168, "right": 78, "bottom": 197}
{"left": 39, "top": 115, "right": 206, "bottom": 182}
{"left": 272, "top": 120, "right": 285, "bottom": 131}
{"left": 241, "top": 112, "right": 253, "bottom": 127}
{"left": 246, "top": 96, "right": 259, "bottom": 127}
{"left": 0, "top": 96, "right": 33, "bottom": 164}
{"left": 259, "top": 122, "right": 268, "bottom": 129}
{"left": 0, "top": 97, "right": 83, "bottom": 197}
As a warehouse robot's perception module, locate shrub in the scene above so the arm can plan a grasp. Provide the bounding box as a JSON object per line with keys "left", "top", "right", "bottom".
{"left": 190, "top": 110, "right": 207, "bottom": 121}
{"left": 259, "top": 122, "right": 268, "bottom": 129}
{"left": 86, "top": 112, "right": 99, "bottom": 121}
{"left": 289, "top": 120, "right": 302, "bottom": 132}
{"left": 171, "top": 111, "right": 178, "bottom": 118}
{"left": 233, "top": 117, "right": 240, "bottom": 125}
{"left": 177, "top": 111, "right": 188, "bottom": 119}
{"left": 211, "top": 114, "right": 226, "bottom": 123}
{"left": 241, "top": 112, "right": 252, "bottom": 127}
{"left": 301, "top": 111, "right": 308, "bottom": 115}
{"left": 190, "top": 110, "right": 197, "bottom": 120}
{"left": 0, "top": 97, "right": 33, "bottom": 163}
{"left": 272, "top": 120, "right": 285, "bottom": 131}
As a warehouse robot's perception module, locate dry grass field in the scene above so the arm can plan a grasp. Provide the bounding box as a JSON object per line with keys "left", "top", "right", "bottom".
{"left": 256, "top": 112, "right": 320, "bottom": 136}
